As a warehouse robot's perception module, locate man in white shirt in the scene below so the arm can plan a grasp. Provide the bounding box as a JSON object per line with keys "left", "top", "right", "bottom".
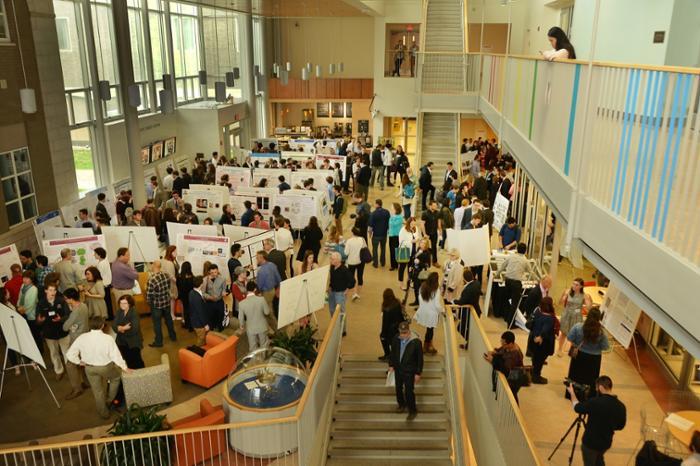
{"left": 382, "top": 143, "right": 395, "bottom": 187}
{"left": 454, "top": 199, "right": 469, "bottom": 232}
{"left": 274, "top": 217, "right": 295, "bottom": 277}
{"left": 66, "top": 316, "right": 130, "bottom": 419}
{"left": 94, "top": 247, "right": 113, "bottom": 320}
{"left": 162, "top": 167, "right": 174, "bottom": 192}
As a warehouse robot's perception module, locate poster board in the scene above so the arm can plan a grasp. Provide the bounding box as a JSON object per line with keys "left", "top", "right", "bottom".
{"left": 33, "top": 210, "right": 65, "bottom": 248}
{"left": 215, "top": 166, "right": 251, "bottom": 192}
{"left": 61, "top": 186, "right": 117, "bottom": 227}
{"left": 250, "top": 153, "right": 280, "bottom": 165}
{"left": 275, "top": 190, "right": 330, "bottom": 230}
{"left": 235, "top": 230, "right": 276, "bottom": 273}
{"left": 601, "top": 282, "right": 642, "bottom": 349}
{"left": 179, "top": 234, "right": 231, "bottom": 280}
{"left": 234, "top": 187, "right": 278, "bottom": 217}
{"left": 286, "top": 139, "right": 316, "bottom": 153}
{"left": 0, "top": 244, "right": 21, "bottom": 285}
{"left": 0, "top": 304, "right": 46, "bottom": 369}
{"left": 252, "top": 168, "right": 291, "bottom": 187}
{"left": 315, "top": 154, "right": 346, "bottom": 180}
{"left": 290, "top": 169, "right": 334, "bottom": 194}
{"left": 101, "top": 226, "right": 160, "bottom": 262}
{"left": 492, "top": 192, "right": 510, "bottom": 232}
{"left": 223, "top": 225, "right": 270, "bottom": 242}
{"left": 41, "top": 227, "right": 94, "bottom": 241}
{"left": 182, "top": 188, "right": 228, "bottom": 222}
{"left": 281, "top": 150, "right": 314, "bottom": 162}
{"left": 166, "top": 222, "right": 218, "bottom": 261}
{"left": 113, "top": 178, "right": 132, "bottom": 196}
{"left": 42, "top": 235, "right": 107, "bottom": 272}
{"left": 277, "top": 265, "right": 330, "bottom": 329}
{"left": 445, "top": 226, "right": 491, "bottom": 267}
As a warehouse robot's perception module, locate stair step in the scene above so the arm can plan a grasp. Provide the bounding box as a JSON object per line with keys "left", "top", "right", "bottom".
{"left": 326, "top": 459, "right": 452, "bottom": 466}
{"left": 330, "top": 429, "right": 448, "bottom": 440}
{"left": 335, "top": 393, "right": 445, "bottom": 403}
{"left": 334, "top": 403, "right": 447, "bottom": 413}
{"left": 339, "top": 379, "right": 444, "bottom": 388}
{"left": 337, "top": 386, "right": 445, "bottom": 396}
{"left": 333, "top": 411, "right": 447, "bottom": 421}
{"left": 328, "top": 448, "right": 451, "bottom": 460}
{"left": 329, "top": 438, "right": 451, "bottom": 450}
{"left": 340, "top": 364, "right": 443, "bottom": 373}
{"left": 332, "top": 420, "right": 449, "bottom": 431}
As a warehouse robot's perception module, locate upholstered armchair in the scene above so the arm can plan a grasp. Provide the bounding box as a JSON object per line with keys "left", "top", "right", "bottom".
{"left": 122, "top": 353, "right": 173, "bottom": 407}
{"left": 178, "top": 333, "right": 239, "bottom": 388}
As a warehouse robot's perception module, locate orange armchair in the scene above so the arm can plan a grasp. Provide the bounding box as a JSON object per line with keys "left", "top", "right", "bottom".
{"left": 178, "top": 333, "right": 239, "bottom": 388}
{"left": 170, "top": 400, "right": 226, "bottom": 466}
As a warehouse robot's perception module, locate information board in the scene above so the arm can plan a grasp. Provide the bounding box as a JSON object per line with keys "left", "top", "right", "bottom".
{"left": 601, "top": 282, "right": 642, "bottom": 349}
{"left": 179, "top": 234, "right": 231, "bottom": 280}
{"left": 0, "top": 244, "right": 21, "bottom": 285}
{"left": 492, "top": 192, "right": 510, "bottom": 232}
{"left": 42, "top": 235, "right": 107, "bottom": 272}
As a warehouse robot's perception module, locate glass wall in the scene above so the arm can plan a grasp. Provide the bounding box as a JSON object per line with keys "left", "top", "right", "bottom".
{"left": 202, "top": 7, "right": 242, "bottom": 99}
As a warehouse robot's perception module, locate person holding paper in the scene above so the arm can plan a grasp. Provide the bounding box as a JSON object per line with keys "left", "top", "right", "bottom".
{"left": 388, "top": 321, "right": 423, "bottom": 421}
{"left": 238, "top": 281, "right": 271, "bottom": 351}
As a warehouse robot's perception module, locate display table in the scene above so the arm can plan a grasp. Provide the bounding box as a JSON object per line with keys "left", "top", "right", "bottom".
{"left": 667, "top": 410, "right": 700, "bottom": 447}
{"left": 587, "top": 286, "right": 607, "bottom": 307}
{"left": 483, "top": 250, "right": 543, "bottom": 318}
{"left": 223, "top": 349, "right": 308, "bottom": 458}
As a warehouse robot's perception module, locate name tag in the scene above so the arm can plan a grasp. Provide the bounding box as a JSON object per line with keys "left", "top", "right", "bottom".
{"left": 48, "top": 311, "right": 56, "bottom": 317}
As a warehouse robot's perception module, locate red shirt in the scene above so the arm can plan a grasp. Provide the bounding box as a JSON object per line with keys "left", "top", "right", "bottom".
{"left": 5, "top": 276, "right": 23, "bottom": 306}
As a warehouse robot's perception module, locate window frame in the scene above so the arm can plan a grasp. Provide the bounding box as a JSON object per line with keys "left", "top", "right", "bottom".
{"left": 56, "top": 16, "right": 72, "bottom": 51}
{"left": 0, "top": 1, "right": 10, "bottom": 43}
{"left": 1, "top": 147, "right": 38, "bottom": 227}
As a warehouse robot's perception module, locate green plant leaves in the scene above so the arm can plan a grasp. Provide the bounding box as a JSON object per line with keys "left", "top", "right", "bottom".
{"left": 270, "top": 325, "right": 319, "bottom": 366}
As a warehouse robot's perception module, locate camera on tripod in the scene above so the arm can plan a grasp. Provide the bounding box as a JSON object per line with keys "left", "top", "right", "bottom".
{"left": 563, "top": 378, "right": 591, "bottom": 400}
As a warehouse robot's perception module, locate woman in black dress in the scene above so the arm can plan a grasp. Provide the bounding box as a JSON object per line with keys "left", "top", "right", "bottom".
{"left": 379, "top": 288, "right": 405, "bottom": 361}
{"left": 112, "top": 295, "right": 144, "bottom": 369}
{"left": 566, "top": 307, "right": 610, "bottom": 399}
{"left": 176, "top": 261, "right": 195, "bottom": 330}
{"left": 296, "top": 216, "right": 323, "bottom": 263}
{"left": 408, "top": 238, "right": 432, "bottom": 306}
{"left": 527, "top": 297, "right": 558, "bottom": 384}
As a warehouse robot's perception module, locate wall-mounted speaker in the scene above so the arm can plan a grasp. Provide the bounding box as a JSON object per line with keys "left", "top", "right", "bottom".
{"left": 198, "top": 70, "right": 207, "bottom": 85}
{"left": 225, "top": 72, "right": 235, "bottom": 87}
{"left": 98, "top": 80, "right": 111, "bottom": 100}
{"left": 159, "top": 89, "right": 174, "bottom": 114}
{"left": 215, "top": 82, "right": 226, "bottom": 102}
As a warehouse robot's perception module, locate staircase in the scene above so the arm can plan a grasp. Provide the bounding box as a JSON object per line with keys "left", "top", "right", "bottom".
{"left": 422, "top": 0, "right": 466, "bottom": 93}
{"left": 418, "top": 112, "right": 459, "bottom": 177}
{"left": 326, "top": 355, "right": 453, "bottom": 465}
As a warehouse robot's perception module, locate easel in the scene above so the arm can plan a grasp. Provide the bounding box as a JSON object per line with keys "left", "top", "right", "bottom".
{"left": 126, "top": 229, "right": 149, "bottom": 272}
{"left": 607, "top": 329, "right": 642, "bottom": 373}
{"left": 291, "top": 278, "right": 319, "bottom": 328}
{"left": 0, "top": 314, "right": 61, "bottom": 408}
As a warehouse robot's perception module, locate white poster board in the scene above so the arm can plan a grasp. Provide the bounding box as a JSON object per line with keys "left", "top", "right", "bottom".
{"left": 42, "top": 235, "right": 106, "bottom": 272}
{"left": 33, "top": 210, "right": 65, "bottom": 248}
{"left": 286, "top": 139, "right": 316, "bottom": 153}
{"left": 281, "top": 150, "right": 314, "bottom": 162}
{"left": 234, "top": 187, "right": 278, "bottom": 217}
{"left": 112, "top": 178, "right": 132, "bottom": 196}
{"left": 277, "top": 265, "right": 330, "bottom": 329}
{"left": 0, "top": 244, "right": 21, "bottom": 285}
{"left": 166, "top": 222, "right": 218, "bottom": 261}
{"left": 0, "top": 304, "right": 46, "bottom": 368}
{"left": 182, "top": 188, "right": 227, "bottom": 222}
{"left": 235, "top": 230, "right": 276, "bottom": 272}
{"left": 179, "top": 234, "right": 231, "bottom": 280}
{"left": 62, "top": 186, "right": 117, "bottom": 227}
{"left": 315, "top": 154, "right": 346, "bottom": 180}
{"left": 223, "top": 225, "right": 270, "bottom": 242}
{"left": 492, "top": 192, "right": 510, "bottom": 232}
{"left": 250, "top": 153, "right": 280, "bottom": 165}
{"left": 101, "top": 226, "right": 160, "bottom": 262}
{"left": 41, "top": 227, "right": 95, "bottom": 241}
{"left": 216, "top": 166, "right": 251, "bottom": 193}
{"left": 252, "top": 168, "right": 291, "bottom": 187}
{"left": 601, "top": 282, "right": 642, "bottom": 349}
{"left": 290, "top": 169, "right": 335, "bottom": 196}
{"left": 275, "top": 191, "right": 323, "bottom": 230}
{"left": 446, "top": 226, "right": 491, "bottom": 267}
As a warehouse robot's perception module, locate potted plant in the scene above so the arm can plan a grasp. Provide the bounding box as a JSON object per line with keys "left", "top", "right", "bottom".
{"left": 101, "top": 404, "right": 170, "bottom": 466}
{"left": 270, "top": 324, "right": 319, "bottom": 368}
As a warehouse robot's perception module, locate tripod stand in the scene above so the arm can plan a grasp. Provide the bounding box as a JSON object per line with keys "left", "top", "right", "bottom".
{"left": 548, "top": 414, "right": 586, "bottom": 466}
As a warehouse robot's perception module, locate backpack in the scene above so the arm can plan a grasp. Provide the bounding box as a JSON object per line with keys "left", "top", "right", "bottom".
{"left": 403, "top": 183, "right": 415, "bottom": 199}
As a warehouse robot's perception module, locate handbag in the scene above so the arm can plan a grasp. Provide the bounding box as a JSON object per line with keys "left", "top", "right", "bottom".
{"left": 568, "top": 343, "right": 582, "bottom": 359}
{"left": 507, "top": 366, "right": 532, "bottom": 388}
{"left": 360, "top": 246, "right": 373, "bottom": 264}
{"left": 417, "top": 269, "right": 430, "bottom": 281}
{"left": 396, "top": 246, "right": 411, "bottom": 263}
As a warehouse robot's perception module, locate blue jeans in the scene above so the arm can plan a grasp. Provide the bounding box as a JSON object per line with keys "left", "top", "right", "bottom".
{"left": 151, "top": 307, "right": 177, "bottom": 345}
{"left": 328, "top": 291, "right": 346, "bottom": 332}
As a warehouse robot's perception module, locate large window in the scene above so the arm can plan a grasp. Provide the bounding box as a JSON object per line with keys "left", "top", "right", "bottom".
{"left": 71, "top": 128, "right": 98, "bottom": 195}
{"left": 171, "top": 2, "right": 202, "bottom": 103}
{"left": 1, "top": 148, "right": 38, "bottom": 226}
{"left": 202, "top": 7, "right": 241, "bottom": 99}
{"left": 0, "top": 1, "right": 9, "bottom": 41}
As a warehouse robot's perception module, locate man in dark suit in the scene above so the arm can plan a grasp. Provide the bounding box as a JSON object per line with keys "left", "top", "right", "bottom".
{"left": 389, "top": 321, "right": 423, "bottom": 421}
{"left": 263, "top": 239, "right": 287, "bottom": 281}
{"left": 443, "top": 162, "right": 458, "bottom": 184}
{"left": 419, "top": 162, "right": 435, "bottom": 210}
{"left": 454, "top": 270, "right": 481, "bottom": 346}
{"left": 188, "top": 276, "right": 208, "bottom": 346}
{"left": 520, "top": 275, "right": 552, "bottom": 318}
{"left": 356, "top": 160, "right": 371, "bottom": 201}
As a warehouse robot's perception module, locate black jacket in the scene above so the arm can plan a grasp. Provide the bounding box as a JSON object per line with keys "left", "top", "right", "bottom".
{"left": 371, "top": 149, "right": 383, "bottom": 167}
{"left": 521, "top": 285, "right": 544, "bottom": 318}
{"left": 329, "top": 264, "right": 355, "bottom": 292}
{"left": 37, "top": 296, "right": 69, "bottom": 340}
{"left": 357, "top": 165, "right": 371, "bottom": 186}
{"left": 455, "top": 280, "right": 481, "bottom": 316}
{"left": 389, "top": 335, "right": 423, "bottom": 375}
{"left": 172, "top": 177, "right": 187, "bottom": 195}
{"left": 188, "top": 289, "right": 207, "bottom": 329}
{"left": 419, "top": 167, "right": 432, "bottom": 190}
{"left": 380, "top": 303, "right": 404, "bottom": 340}
{"left": 575, "top": 394, "right": 627, "bottom": 451}
{"left": 332, "top": 196, "right": 344, "bottom": 218}
{"left": 267, "top": 249, "right": 287, "bottom": 281}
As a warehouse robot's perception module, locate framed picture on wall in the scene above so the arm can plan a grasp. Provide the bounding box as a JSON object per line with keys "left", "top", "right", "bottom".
{"left": 358, "top": 120, "right": 369, "bottom": 133}
{"left": 331, "top": 102, "right": 344, "bottom": 118}
{"left": 164, "top": 137, "right": 176, "bottom": 157}
{"left": 345, "top": 102, "right": 352, "bottom": 118}
{"left": 317, "top": 102, "right": 330, "bottom": 117}
{"left": 140, "top": 146, "right": 151, "bottom": 165}
{"left": 151, "top": 141, "right": 164, "bottom": 162}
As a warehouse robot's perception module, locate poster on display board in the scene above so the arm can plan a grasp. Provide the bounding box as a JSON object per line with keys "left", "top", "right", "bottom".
{"left": 290, "top": 169, "right": 335, "bottom": 196}
{"left": 446, "top": 226, "right": 491, "bottom": 267}
{"left": 101, "top": 226, "right": 160, "bottom": 262}
{"left": 41, "top": 227, "right": 94, "bottom": 241}
{"left": 281, "top": 150, "right": 314, "bottom": 163}
{"left": 234, "top": 187, "right": 277, "bottom": 217}
{"left": 0, "top": 303, "right": 46, "bottom": 369}
{"left": 277, "top": 265, "right": 330, "bottom": 329}
{"left": 216, "top": 166, "right": 251, "bottom": 193}
{"left": 235, "top": 230, "right": 276, "bottom": 273}
{"left": 33, "top": 210, "right": 65, "bottom": 246}
{"left": 252, "top": 168, "right": 291, "bottom": 187}
{"left": 113, "top": 178, "right": 132, "bottom": 196}
{"left": 250, "top": 152, "right": 280, "bottom": 165}
{"left": 275, "top": 191, "right": 330, "bottom": 230}
{"left": 182, "top": 187, "right": 228, "bottom": 223}
{"left": 61, "top": 186, "right": 117, "bottom": 227}
{"left": 286, "top": 139, "right": 316, "bottom": 153}
{"left": 42, "top": 235, "right": 106, "bottom": 272}
{"left": 179, "top": 234, "right": 230, "bottom": 280}
{"left": 315, "top": 154, "right": 346, "bottom": 180}
{"left": 492, "top": 192, "right": 510, "bottom": 232}
{"left": 0, "top": 244, "right": 21, "bottom": 285}
{"left": 175, "top": 154, "right": 191, "bottom": 171}
{"left": 223, "top": 224, "right": 270, "bottom": 242}
{"left": 166, "top": 222, "right": 218, "bottom": 261}
{"left": 601, "top": 282, "right": 642, "bottom": 349}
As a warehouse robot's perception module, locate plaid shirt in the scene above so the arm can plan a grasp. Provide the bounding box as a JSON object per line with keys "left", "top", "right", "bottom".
{"left": 35, "top": 265, "right": 53, "bottom": 288}
{"left": 146, "top": 271, "right": 171, "bottom": 310}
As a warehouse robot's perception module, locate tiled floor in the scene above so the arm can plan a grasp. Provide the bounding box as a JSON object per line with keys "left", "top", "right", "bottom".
{"left": 2, "top": 182, "right": 696, "bottom": 466}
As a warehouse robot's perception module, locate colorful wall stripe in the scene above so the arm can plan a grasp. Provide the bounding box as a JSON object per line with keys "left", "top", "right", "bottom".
{"left": 563, "top": 64, "right": 581, "bottom": 176}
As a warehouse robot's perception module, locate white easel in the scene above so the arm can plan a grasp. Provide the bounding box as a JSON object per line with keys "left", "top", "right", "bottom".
{"left": 607, "top": 329, "right": 642, "bottom": 373}
{"left": 290, "top": 278, "right": 319, "bottom": 328}
{"left": 0, "top": 314, "right": 61, "bottom": 408}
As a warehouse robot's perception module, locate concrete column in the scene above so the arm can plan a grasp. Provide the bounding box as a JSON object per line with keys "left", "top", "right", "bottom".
{"left": 241, "top": 12, "right": 258, "bottom": 141}
{"left": 111, "top": 0, "right": 146, "bottom": 207}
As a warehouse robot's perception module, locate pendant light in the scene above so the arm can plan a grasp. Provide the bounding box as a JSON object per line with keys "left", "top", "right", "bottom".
{"left": 93, "top": 1, "right": 111, "bottom": 104}
{"left": 315, "top": 64, "right": 322, "bottom": 78}
{"left": 301, "top": 67, "right": 310, "bottom": 81}
{"left": 329, "top": 63, "right": 336, "bottom": 75}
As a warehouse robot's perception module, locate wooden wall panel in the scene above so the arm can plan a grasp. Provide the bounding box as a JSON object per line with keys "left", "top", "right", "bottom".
{"left": 269, "top": 78, "right": 373, "bottom": 100}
